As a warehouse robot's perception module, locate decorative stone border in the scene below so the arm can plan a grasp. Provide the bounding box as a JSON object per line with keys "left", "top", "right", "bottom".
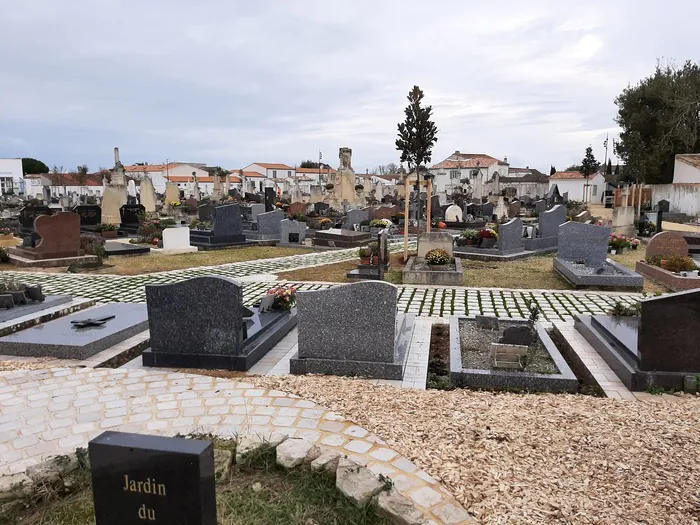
{"left": 449, "top": 317, "right": 579, "bottom": 393}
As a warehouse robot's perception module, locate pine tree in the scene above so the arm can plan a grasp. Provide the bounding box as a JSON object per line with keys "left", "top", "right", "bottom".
{"left": 614, "top": 163, "right": 620, "bottom": 175}
{"left": 550, "top": 165, "right": 556, "bottom": 176}
{"left": 606, "top": 159, "right": 613, "bottom": 176}
{"left": 580, "top": 146, "right": 601, "bottom": 204}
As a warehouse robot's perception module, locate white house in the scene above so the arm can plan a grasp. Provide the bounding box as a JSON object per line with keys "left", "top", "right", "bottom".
{"left": 0, "top": 158, "right": 24, "bottom": 194}
{"left": 672, "top": 154, "right": 700, "bottom": 183}
{"left": 242, "top": 163, "right": 296, "bottom": 180}
{"left": 295, "top": 166, "right": 336, "bottom": 185}
{"left": 24, "top": 173, "right": 104, "bottom": 198}
{"left": 549, "top": 171, "right": 606, "bottom": 203}
{"left": 496, "top": 167, "right": 549, "bottom": 199}
{"left": 123, "top": 163, "right": 210, "bottom": 192}
{"left": 429, "top": 152, "right": 509, "bottom": 198}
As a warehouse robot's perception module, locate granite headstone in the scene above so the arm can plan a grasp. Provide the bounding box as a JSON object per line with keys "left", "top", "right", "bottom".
{"left": 482, "top": 202, "right": 494, "bottom": 218}
{"left": 496, "top": 218, "right": 524, "bottom": 252}
{"left": 557, "top": 221, "right": 611, "bottom": 267}
{"left": 288, "top": 202, "right": 307, "bottom": 216}
{"left": 646, "top": 232, "right": 689, "bottom": 259}
{"left": 256, "top": 210, "right": 283, "bottom": 234}
{"left": 534, "top": 199, "right": 547, "bottom": 215}
{"left": 507, "top": 200, "right": 521, "bottom": 218}
{"left": 657, "top": 199, "right": 670, "bottom": 213}
{"left": 280, "top": 219, "right": 306, "bottom": 245}
{"left": 212, "top": 204, "right": 243, "bottom": 237}
{"left": 346, "top": 208, "right": 369, "bottom": 230}
{"left": 120, "top": 204, "right": 145, "bottom": 225}
{"left": 539, "top": 204, "right": 567, "bottom": 239}
{"left": 198, "top": 203, "right": 215, "bottom": 223}
{"left": 73, "top": 205, "right": 101, "bottom": 226}
{"left": 264, "top": 187, "right": 276, "bottom": 212}
{"left": 417, "top": 231, "right": 454, "bottom": 258}
{"left": 19, "top": 206, "right": 51, "bottom": 229}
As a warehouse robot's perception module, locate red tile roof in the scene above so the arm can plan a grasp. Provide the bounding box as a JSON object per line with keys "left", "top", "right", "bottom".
{"left": 169, "top": 175, "right": 241, "bottom": 183}
{"left": 255, "top": 163, "right": 294, "bottom": 170}
{"left": 240, "top": 171, "right": 265, "bottom": 178}
{"left": 550, "top": 171, "right": 585, "bottom": 180}
{"left": 295, "top": 167, "right": 337, "bottom": 174}
{"left": 124, "top": 164, "right": 167, "bottom": 172}
{"left": 677, "top": 154, "right": 700, "bottom": 170}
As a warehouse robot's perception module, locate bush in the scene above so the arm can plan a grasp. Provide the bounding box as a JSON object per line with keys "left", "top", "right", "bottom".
{"left": 664, "top": 255, "right": 697, "bottom": 273}
{"left": 190, "top": 219, "right": 212, "bottom": 230}
{"left": 95, "top": 223, "right": 117, "bottom": 232}
{"left": 645, "top": 255, "right": 663, "bottom": 266}
{"left": 425, "top": 248, "right": 451, "bottom": 265}
{"left": 368, "top": 241, "right": 379, "bottom": 255}
{"left": 0, "top": 247, "right": 9, "bottom": 263}
{"left": 80, "top": 234, "right": 106, "bottom": 259}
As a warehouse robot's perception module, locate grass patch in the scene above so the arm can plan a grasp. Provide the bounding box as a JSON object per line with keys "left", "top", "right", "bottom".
{"left": 0, "top": 245, "right": 314, "bottom": 276}
{"left": 277, "top": 253, "right": 411, "bottom": 284}
{"left": 1, "top": 443, "right": 388, "bottom": 525}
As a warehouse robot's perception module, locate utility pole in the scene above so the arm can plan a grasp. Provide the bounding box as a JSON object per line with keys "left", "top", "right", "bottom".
{"left": 318, "top": 150, "right": 322, "bottom": 185}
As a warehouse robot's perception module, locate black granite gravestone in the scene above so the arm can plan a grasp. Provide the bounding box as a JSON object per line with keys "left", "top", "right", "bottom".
{"left": 190, "top": 204, "right": 247, "bottom": 248}
{"left": 142, "top": 276, "right": 296, "bottom": 370}
{"left": 19, "top": 206, "right": 51, "bottom": 229}
{"left": 198, "top": 203, "right": 215, "bottom": 223}
{"left": 120, "top": 204, "right": 145, "bottom": 225}
{"left": 89, "top": 431, "right": 216, "bottom": 525}
{"left": 657, "top": 199, "right": 670, "bottom": 213}
{"left": 264, "top": 187, "right": 276, "bottom": 212}
{"left": 73, "top": 205, "right": 101, "bottom": 227}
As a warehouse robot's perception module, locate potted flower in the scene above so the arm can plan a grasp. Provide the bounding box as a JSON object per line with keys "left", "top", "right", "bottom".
{"left": 458, "top": 229, "right": 479, "bottom": 246}
{"left": 368, "top": 241, "right": 380, "bottom": 265}
{"left": 425, "top": 248, "right": 451, "bottom": 270}
{"left": 478, "top": 228, "right": 498, "bottom": 248}
{"left": 267, "top": 285, "right": 297, "bottom": 310}
{"left": 358, "top": 246, "right": 372, "bottom": 264}
{"left": 96, "top": 223, "right": 118, "bottom": 239}
{"left": 630, "top": 238, "right": 640, "bottom": 250}
{"left": 608, "top": 233, "right": 630, "bottom": 255}
{"left": 319, "top": 217, "right": 333, "bottom": 230}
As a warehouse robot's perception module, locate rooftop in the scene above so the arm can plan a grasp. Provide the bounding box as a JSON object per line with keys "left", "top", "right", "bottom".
{"left": 432, "top": 152, "right": 508, "bottom": 170}
{"left": 550, "top": 171, "right": 586, "bottom": 180}
{"left": 254, "top": 163, "right": 295, "bottom": 170}
{"left": 502, "top": 167, "right": 549, "bottom": 183}
{"left": 676, "top": 154, "right": 700, "bottom": 170}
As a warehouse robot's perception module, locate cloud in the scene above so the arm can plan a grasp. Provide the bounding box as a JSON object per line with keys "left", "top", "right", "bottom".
{"left": 1, "top": 0, "right": 698, "bottom": 173}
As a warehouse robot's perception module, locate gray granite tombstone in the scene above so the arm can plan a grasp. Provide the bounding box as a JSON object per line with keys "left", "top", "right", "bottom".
{"left": 212, "top": 204, "right": 243, "bottom": 237}
{"left": 557, "top": 221, "right": 610, "bottom": 267}
{"left": 562, "top": 192, "right": 569, "bottom": 203}
{"left": 250, "top": 203, "right": 265, "bottom": 222}
{"left": 290, "top": 281, "right": 413, "bottom": 379}
{"left": 500, "top": 326, "right": 533, "bottom": 346}
{"left": 482, "top": 202, "right": 494, "bottom": 218}
{"left": 638, "top": 289, "right": 700, "bottom": 372}
{"left": 198, "top": 203, "right": 215, "bottom": 223}
{"left": 256, "top": 210, "right": 283, "bottom": 235}
{"left": 534, "top": 199, "right": 547, "bottom": 215}
{"left": 346, "top": 208, "right": 369, "bottom": 230}
{"left": 280, "top": 219, "right": 306, "bottom": 244}
{"left": 507, "top": 201, "right": 521, "bottom": 218}
{"left": 539, "top": 204, "right": 567, "bottom": 239}
{"left": 142, "top": 276, "right": 296, "bottom": 370}
{"left": 496, "top": 218, "right": 524, "bottom": 252}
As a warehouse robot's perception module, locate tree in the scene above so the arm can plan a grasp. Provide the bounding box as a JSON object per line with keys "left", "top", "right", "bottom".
{"left": 580, "top": 146, "right": 600, "bottom": 204}
{"left": 565, "top": 164, "right": 582, "bottom": 171}
{"left": 300, "top": 160, "right": 319, "bottom": 168}
{"left": 615, "top": 60, "right": 700, "bottom": 184}
{"left": 396, "top": 85, "right": 439, "bottom": 257}
{"left": 606, "top": 159, "right": 613, "bottom": 176}
{"left": 47, "top": 165, "right": 67, "bottom": 195}
{"left": 614, "top": 163, "right": 620, "bottom": 176}
{"left": 21, "top": 158, "right": 49, "bottom": 174}
{"left": 396, "top": 86, "right": 439, "bottom": 174}
{"left": 76, "top": 165, "right": 89, "bottom": 194}
{"left": 550, "top": 165, "right": 556, "bottom": 176}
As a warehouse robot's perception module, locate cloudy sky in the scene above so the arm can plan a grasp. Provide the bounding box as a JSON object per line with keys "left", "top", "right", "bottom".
{"left": 1, "top": 0, "right": 697, "bottom": 174}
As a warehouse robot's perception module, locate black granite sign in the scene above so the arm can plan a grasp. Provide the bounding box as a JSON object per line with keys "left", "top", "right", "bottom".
{"left": 120, "top": 204, "right": 145, "bottom": 225}
{"left": 19, "top": 206, "right": 51, "bottom": 228}
{"left": 89, "top": 431, "right": 216, "bottom": 525}
{"left": 73, "top": 205, "right": 101, "bottom": 226}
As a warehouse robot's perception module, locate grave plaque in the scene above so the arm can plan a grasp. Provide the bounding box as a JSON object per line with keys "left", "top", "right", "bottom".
{"left": 558, "top": 221, "right": 610, "bottom": 267}
{"left": 539, "top": 204, "right": 567, "bottom": 239}
{"left": 645, "top": 231, "right": 689, "bottom": 259}
{"left": 496, "top": 218, "right": 524, "bottom": 252}
{"left": 657, "top": 199, "right": 670, "bottom": 213}
{"left": 73, "top": 205, "right": 101, "bottom": 226}
{"left": 264, "top": 187, "right": 276, "bottom": 212}
{"left": 89, "top": 431, "right": 216, "bottom": 525}
{"left": 19, "top": 206, "right": 51, "bottom": 229}
{"left": 120, "top": 204, "right": 145, "bottom": 225}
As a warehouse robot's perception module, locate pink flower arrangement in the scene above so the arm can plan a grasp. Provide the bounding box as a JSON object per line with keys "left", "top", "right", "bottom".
{"left": 267, "top": 285, "right": 297, "bottom": 310}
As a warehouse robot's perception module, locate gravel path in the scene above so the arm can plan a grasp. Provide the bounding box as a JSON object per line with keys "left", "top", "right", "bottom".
{"left": 247, "top": 375, "right": 700, "bottom": 525}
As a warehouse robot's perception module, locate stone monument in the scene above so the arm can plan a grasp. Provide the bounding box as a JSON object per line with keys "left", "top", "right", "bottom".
{"left": 329, "top": 147, "right": 362, "bottom": 207}
{"left": 139, "top": 175, "right": 158, "bottom": 213}
{"left": 101, "top": 147, "right": 129, "bottom": 225}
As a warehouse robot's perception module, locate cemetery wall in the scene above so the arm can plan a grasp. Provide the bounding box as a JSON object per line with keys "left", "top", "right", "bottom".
{"left": 650, "top": 184, "right": 700, "bottom": 216}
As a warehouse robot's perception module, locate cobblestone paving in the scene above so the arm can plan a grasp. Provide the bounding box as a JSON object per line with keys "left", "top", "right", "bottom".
{"left": 0, "top": 243, "right": 643, "bottom": 321}
{"left": 0, "top": 368, "right": 473, "bottom": 524}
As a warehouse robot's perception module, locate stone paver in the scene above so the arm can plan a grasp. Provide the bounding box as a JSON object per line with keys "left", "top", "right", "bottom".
{"left": 0, "top": 367, "right": 472, "bottom": 524}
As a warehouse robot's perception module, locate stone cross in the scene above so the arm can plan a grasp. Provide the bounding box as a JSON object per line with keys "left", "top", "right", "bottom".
{"left": 71, "top": 315, "right": 115, "bottom": 328}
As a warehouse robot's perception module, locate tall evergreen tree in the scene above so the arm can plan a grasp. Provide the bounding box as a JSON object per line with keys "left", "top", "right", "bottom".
{"left": 606, "top": 159, "right": 613, "bottom": 176}
{"left": 614, "top": 163, "right": 620, "bottom": 175}
{"left": 550, "top": 165, "right": 556, "bottom": 176}
{"left": 580, "top": 146, "right": 601, "bottom": 203}
{"left": 396, "top": 86, "right": 439, "bottom": 175}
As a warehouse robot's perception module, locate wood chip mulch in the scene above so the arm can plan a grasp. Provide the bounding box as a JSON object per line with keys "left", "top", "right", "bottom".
{"left": 247, "top": 375, "right": 700, "bottom": 525}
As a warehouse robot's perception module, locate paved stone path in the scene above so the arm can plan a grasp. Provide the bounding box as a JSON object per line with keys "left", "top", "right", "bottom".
{"left": 0, "top": 368, "right": 473, "bottom": 524}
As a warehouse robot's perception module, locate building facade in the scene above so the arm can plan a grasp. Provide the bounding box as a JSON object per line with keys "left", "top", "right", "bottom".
{"left": 495, "top": 167, "right": 549, "bottom": 199}
{"left": 549, "top": 171, "right": 606, "bottom": 203}
{"left": 428, "top": 152, "right": 509, "bottom": 198}
{"left": 0, "top": 158, "right": 24, "bottom": 194}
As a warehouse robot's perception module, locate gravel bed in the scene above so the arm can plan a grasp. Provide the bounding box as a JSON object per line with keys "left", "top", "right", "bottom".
{"left": 459, "top": 319, "right": 558, "bottom": 374}
{"left": 569, "top": 262, "right": 624, "bottom": 276}
{"left": 247, "top": 375, "right": 700, "bottom": 525}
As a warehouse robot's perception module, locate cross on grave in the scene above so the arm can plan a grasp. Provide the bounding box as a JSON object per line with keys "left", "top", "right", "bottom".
{"left": 71, "top": 315, "right": 115, "bottom": 329}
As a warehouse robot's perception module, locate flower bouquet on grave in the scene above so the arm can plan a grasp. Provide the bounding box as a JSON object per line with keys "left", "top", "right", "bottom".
{"left": 425, "top": 248, "right": 451, "bottom": 266}
{"left": 267, "top": 285, "right": 297, "bottom": 311}
{"left": 630, "top": 238, "right": 640, "bottom": 250}
{"left": 608, "top": 233, "right": 630, "bottom": 253}
{"left": 477, "top": 228, "right": 498, "bottom": 248}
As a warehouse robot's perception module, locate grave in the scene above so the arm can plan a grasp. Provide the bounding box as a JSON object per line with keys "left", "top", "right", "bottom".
{"left": 314, "top": 202, "right": 330, "bottom": 216}
{"left": 139, "top": 176, "right": 158, "bottom": 213}
{"left": 190, "top": 204, "right": 249, "bottom": 249}
{"left": 553, "top": 222, "right": 643, "bottom": 289}
{"left": 279, "top": 219, "right": 307, "bottom": 246}
{"left": 347, "top": 231, "right": 390, "bottom": 280}
{"left": 264, "top": 186, "right": 276, "bottom": 212}
{"left": 312, "top": 228, "right": 370, "bottom": 248}
{"left": 612, "top": 206, "right": 635, "bottom": 237}
{"left": 404, "top": 232, "right": 464, "bottom": 285}
{"left": 288, "top": 202, "right": 307, "bottom": 216}
{"left": 445, "top": 204, "right": 463, "bottom": 223}
{"left": 244, "top": 209, "right": 283, "bottom": 240}
{"left": 119, "top": 204, "right": 145, "bottom": 235}
{"left": 0, "top": 303, "right": 148, "bottom": 359}
{"left": 162, "top": 227, "right": 198, "bottom": 254}
{"left": 104, "top": 241, "right": 151, "bottom": 257}
{"left": 635, "top": 232, "right": 699, "bottom": 291}
{"left": 0, "top": 292, "right": 71, "bottom": 322}
{"left": 18, "top": 205, "right": 51, "bottom": 230}
{"left": 198, "top": 203, "right": 215, "bottom": 222}
{"left": 73, "top": 204, "right": 101, "bottom": 232}
{"left": 508, "top": 200, "right": 521, "bottom": 218}
{"left": 573, "top": 210, "right": 592, "bottom": 223}
{"left": 345, "top": 208, "right": 370, "bottom": 231}
{"left": 534, "top": 199, "right": 546, "bottom": 215}
{"left": 657, "top": 199, "right": 670, "bottom": 213}
{"left": 9, "top": 211, "right": 100, "bottom": 267}
{"left": 142, "top": 276, "right": 296, "bottom": 370}
{"left": 575, "top": 289, "right": 700, "bottom": 391}
{"left": 522, "top": 204, "right": 567, "bottom": 251}
{"left": 369, "top": 204, "right": 401, "bottom": 220}
{"left": 89, "top": 431, "right": 216, "bottom": 525}
{"left": 482, "top": 202, "right": 495, "bottom": 218}
{"left": 290, "top": 281, "right": 414, "bottom": 379}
